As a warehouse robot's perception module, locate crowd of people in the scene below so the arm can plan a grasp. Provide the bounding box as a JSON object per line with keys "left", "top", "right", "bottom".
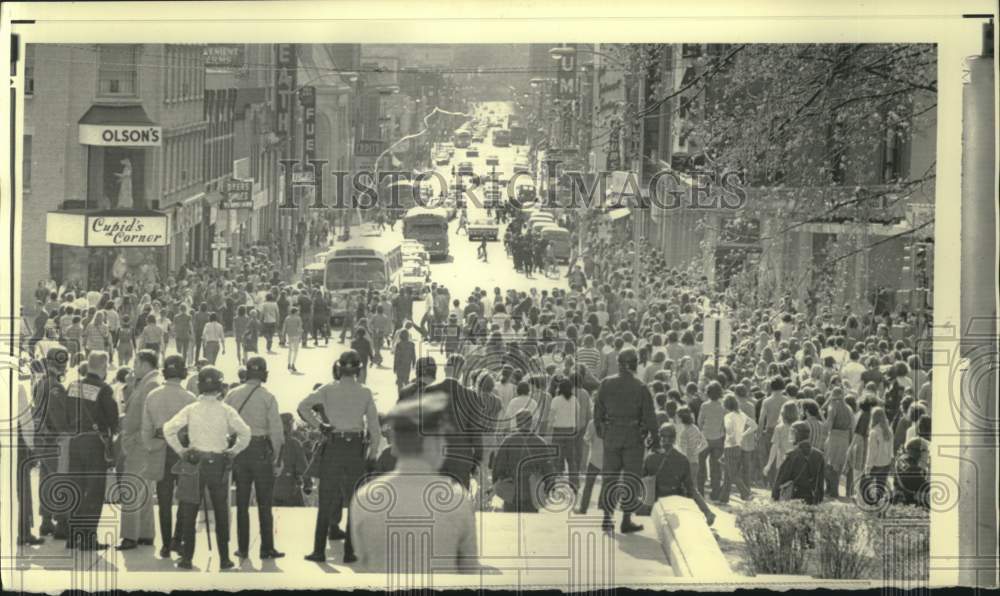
{"left": 14, "top": 204, "right": 934, "bottom": 573}
{"left": 502, "top": 210, "right": 558, "bottom": 277}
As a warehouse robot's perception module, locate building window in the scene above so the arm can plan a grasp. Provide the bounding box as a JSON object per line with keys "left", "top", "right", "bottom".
{"left": 98, "top": 45, "right": 139, "bottom": 97}
{"left": 23, "top": 135, "right": 32, "bottom": 190}
{"left": 24, "top": 45, "right": 35, "bottom": 96}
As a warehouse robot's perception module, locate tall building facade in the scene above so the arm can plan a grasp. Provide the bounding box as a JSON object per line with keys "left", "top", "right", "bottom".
{"left": 22, "top": 43, "right": 207, "bottom": 308}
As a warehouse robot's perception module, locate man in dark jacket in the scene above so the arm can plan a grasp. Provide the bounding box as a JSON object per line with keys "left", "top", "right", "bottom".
{"left": 492, "top": 410, "right": 554, "bottom": 512}
{"left": 399, "top": 356, "right": 437, "bottom": 402}
{"left": 771, "top": 421, "right": 825, "bottom": 505}
{"left": 64, "top": 351, "right": 120, "bottom": 550}
{"left": 33, "top": 346, "right": 72, "bottom": 539}
{"left": 425, "top": 354, "right": 485, "bottom": 490}
{"left": 593, "top": 348, "right": 659, "bottom": 534}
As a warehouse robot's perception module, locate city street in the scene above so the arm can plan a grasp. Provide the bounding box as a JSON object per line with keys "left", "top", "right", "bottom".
{"left": 8, "top": 38, "right": 953, "bottom": 587}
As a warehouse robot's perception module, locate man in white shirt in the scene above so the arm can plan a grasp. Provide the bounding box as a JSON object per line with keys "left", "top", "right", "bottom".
{"left": 163, "top": 366, "right": 251, "bottom": 571}
{"left": 720, "top": 395, "right": 757, "bottom": 504}
{"left": 503, "top": 381, "right": 540, "bottom": 432}
{"left": 841, "top": 350, "right": 867, "bottom": 394}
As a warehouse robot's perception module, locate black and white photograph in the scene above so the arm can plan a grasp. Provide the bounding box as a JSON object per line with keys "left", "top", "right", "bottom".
{"left": 0, "top": 1, "right": 996, "bottom": 592}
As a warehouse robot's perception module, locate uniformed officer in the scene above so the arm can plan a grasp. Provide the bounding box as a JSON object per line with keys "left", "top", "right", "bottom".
{"left": 141, "top": 354, "right": 196, "bottom": 558}
{"left": 32, "top": 345, "right": 72, "bottom": 539}
{"left": 351, "top": 391, "right": 479, "bottom": 574}
{"left": 163, "top": 366, "right": 251, "bottom": 570}
{"left": 63, "top": 351, "right": 120, "bottom": 550}
{"left": 298, "top": 350, "right": 381, "bottom": 564}
{"left": 224, "top": 356, "right": 285, "bottom": 560}
{"left": 16, "top": 355, "right": 44, "bottom": 546}
{"left": 593, "top": 348, "right": 659, "bottom": 534}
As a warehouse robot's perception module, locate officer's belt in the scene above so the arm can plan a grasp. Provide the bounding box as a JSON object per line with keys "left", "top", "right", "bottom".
{"left": 326, "top": 430, "right": 363, "bottom": 437}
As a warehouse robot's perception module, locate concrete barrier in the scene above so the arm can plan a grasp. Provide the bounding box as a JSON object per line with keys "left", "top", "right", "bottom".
{"left": 652, "top": 496, "right": 735, "bottom": 578}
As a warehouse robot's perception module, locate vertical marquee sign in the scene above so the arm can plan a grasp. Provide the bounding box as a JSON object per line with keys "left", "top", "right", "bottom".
{"left": 275, "top": 44, "right": 298, "bottom": 160}
{"left": 555, "top": 43, "right": 578, "bottom": 149}
{"left": 299, "top": 85, "right": 317, "bottom": 162}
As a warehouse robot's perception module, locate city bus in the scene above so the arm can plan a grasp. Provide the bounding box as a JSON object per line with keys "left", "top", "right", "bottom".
{"left": 454, "top": 128, "right": 472, "bottom": 149}
{"left": 317, "top": 238, "right": 403, "bottom": 326}
{"left": 507, "top": 114, "right": 528, "bottom": 145}
{"left": 492, "top": 128, "right": 511, "bottom": 147}
{"left": 403, "top": 206, "right": 450, "bottom": 260}
{"left": 509, "top": 125, "right": 528, "bottom": 145}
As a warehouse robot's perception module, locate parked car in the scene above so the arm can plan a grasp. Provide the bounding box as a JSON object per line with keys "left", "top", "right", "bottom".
{"left": 457, "top": 161, "right": 475, "bottom": 176}
{"left": 399, "top": 262, "right": 430, "bottom": 296}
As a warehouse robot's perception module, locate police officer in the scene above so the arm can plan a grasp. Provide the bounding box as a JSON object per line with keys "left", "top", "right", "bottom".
{"left": 32, "top": 346, "right": 71, "bottom": 539}
{"left": 141, "top": 354, "right": 195, "bottom": 558}
{"left": 63, "top": 351, "right": 119, "bottom": 550}
{"left": 351, "top": 391, "right": 479, "bottom": 573}
{"left": 593, "top": 348, "right": 659, "bottom": 534}
{"left": 298, "top": 350, "right": 381, "bottom": 564}
{"left": 224, "top": 356, "right": 285, "bottom": 560}
{"left": 164, "top": 366, "right": 251, "bottom": 570}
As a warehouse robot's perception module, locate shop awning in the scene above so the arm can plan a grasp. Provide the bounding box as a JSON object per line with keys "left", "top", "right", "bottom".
{"left": 46, "top": 208, "right": 169, "bottom": 247}
{"left": 78, "top": 104, "right": 161, "bottom": 147}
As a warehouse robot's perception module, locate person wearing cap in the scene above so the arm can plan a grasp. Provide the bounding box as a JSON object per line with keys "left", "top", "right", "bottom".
{"left": 141, "top": 354, "right": 196, "bottom": 558}
{"left": 297, "top": 349, "right": 381, "bottom": 564}
{"left": 398, "top": 355, "right": 437, "bottom": 402}
{"left": 224, "top": 356, "right": 285, "bottom": 560}
{"left": 426, "top": 353, "right": 486, "bottom": 490}
{"left": 31, "top": 345, "right": 72, "bottom": 539}
{"left": 351, "top": 392, "right": 479, "bottom": 573}
{"left": 61, "top": 350, "right": 119, "bottom": 550}
{"left": 164, "top": 366, "right": 252, "bottom": 570}
{"left": 14, "top": 354, "right": 44, "bottom": 546}
{"left": 116, "top": 349, "right": 162, "bottom": 550}
{"left": 593, "top": 347, "right": 659, "bottom": 534}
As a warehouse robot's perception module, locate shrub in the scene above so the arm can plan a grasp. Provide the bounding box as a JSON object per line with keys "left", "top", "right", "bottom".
{"left": 735, "top": 500, "right": 815, "bottom": 575}
{"left": 863, "top": 504, "right": 930, "bottom": 582}
{"left": 812, "top": 502, "right": 873, "bottom": 579}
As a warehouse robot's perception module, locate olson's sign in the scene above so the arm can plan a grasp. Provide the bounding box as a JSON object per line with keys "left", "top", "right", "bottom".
{"left": 88, "top": 216, "right": 168, "bottom": 247}
{"left": 79, "top": 124, "right": 162, "bottom": 147}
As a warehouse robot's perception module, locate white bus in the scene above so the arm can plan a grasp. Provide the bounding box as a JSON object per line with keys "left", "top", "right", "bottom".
{"left": 310, "top": 238, "right": 403, "bottom": 326}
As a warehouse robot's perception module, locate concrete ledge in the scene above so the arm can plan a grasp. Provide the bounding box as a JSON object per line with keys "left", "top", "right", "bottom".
{"left": 652, "top": 496, "right": 735, "bottom": 578}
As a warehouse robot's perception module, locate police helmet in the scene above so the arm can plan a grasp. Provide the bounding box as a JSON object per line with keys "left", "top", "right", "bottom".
{"left": 162, "top": 354, "right": 188, "bottom": 380}
{"left": 335, "top": 349, "right": 363, "bottom": 377}
{"left": 197, "top": 366, "right": 225, "bottom": 395}
{"left": 245, "top": 356, "right": 268, "bottom": 382}
{"left": 45, "top": 346, "right": 70, "bottom": 373}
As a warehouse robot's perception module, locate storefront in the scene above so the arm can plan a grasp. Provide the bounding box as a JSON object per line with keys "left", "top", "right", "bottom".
{"left": 43, "top": 104, "right": 168, "bottom": 290}
{"left": 78, "top": 105, "right": 161, "bottom": 210}
{"left": 46, "top": 209, "right": 170, "bottom": 289}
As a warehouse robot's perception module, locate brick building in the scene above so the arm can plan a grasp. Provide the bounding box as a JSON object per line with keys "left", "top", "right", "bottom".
{"left": 22, "top": 43, "right": 207, "bottom": 309}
